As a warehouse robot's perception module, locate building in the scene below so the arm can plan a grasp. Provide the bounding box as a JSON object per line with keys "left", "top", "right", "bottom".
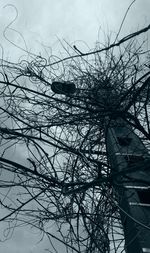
{"left": 106, "top": 118, "right": 150, "bottom": 253}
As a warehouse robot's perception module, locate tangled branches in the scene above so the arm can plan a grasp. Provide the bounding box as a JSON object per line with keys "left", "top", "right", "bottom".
{"left": 0, "top": 24, "right": 149, "bottom": 253}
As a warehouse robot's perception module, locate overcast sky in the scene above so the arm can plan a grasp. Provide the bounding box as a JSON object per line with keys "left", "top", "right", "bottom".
{"left": 0, "top": 0, "right": 150, "bottom": 252}
{"left": 0, "top": 0, "right": 149, "bottom": 60}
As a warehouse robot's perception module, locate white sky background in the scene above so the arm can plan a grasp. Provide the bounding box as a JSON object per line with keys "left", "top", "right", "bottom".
{"left": 0, "top": 0, "right": 149, "bottom": 252}
{"left": 0, "top": 0, "right": 150, "bottom": 60}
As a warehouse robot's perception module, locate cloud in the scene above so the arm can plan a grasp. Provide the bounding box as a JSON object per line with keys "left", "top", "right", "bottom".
{"left": 0, "top": 0, "right": 149, "bottom": 252}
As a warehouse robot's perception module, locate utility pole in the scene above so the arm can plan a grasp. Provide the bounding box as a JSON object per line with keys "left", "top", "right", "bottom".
{"left": 51, "top": 80, "right": 150, "bottom": 253}
{"left": 106, "top": 118, "right": 150, "bottom": 253}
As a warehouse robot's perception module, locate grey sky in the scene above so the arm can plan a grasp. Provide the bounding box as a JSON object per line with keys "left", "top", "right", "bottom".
{"left": 0, "top": 0, "right": 149, "bottom": 252}
{"left": 0, "top": 0, "right": 149, "bottom": 59}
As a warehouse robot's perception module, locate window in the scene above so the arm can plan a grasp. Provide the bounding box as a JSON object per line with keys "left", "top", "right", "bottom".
{"left": 137, "top": 188, "right": 150, "bottom": 205}
{"left": 117, "top": 137, "right": 132, "bottom": 146}
{"left": 124, "top": 155, "right": 144, "bottom": 167}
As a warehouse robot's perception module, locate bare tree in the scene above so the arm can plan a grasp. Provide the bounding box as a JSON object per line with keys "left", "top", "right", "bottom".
{"left": 0, "top": 22, "right": 150, "bottom": 253}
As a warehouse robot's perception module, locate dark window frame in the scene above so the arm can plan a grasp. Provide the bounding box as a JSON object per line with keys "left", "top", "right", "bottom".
{"left": 117, "top": 137, "right": 132, "bottom": 146}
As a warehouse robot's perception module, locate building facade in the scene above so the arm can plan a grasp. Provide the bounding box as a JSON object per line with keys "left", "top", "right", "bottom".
{"left": 106, "top": 118, "right": 150, "bottom": 253}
